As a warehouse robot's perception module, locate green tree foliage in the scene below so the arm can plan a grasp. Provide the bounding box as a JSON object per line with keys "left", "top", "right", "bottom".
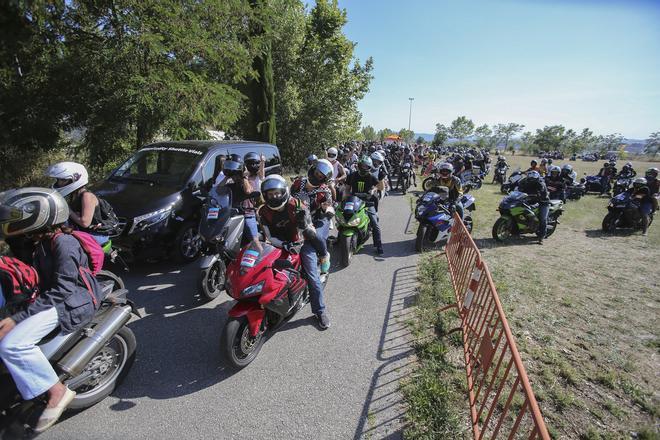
{"left": 398, "top": 128, "right": 414, "bottom": 143}
{"left": 494, "top": 123, "right": 524, "bottom": 152}
{"left": 595, "top": 133, "right": 624, "bottom": 155}
{"left": 361, "top": 125, "right": 377, "bottom": 141}
{"left": 378, "top": 128, "right": 394, "bottom": 141}
{"left": 533, "top": 125, "right": 566, "bottom": 153}
{"left": 474, "top": 124, "right": 493, "bottom": 149}
{"left": 448, "top": 116, "right": 474, "bottom": 141}
{"left": 519, "top": 131, "right": 536, "bottom": 154}
{"left": 415, "top": 136, "right": 425, "bottom": 144}
{"left": 432, "top": 124, "right": 448, "bottom": 147}
{"left": 646, "top": 132, "right": 660, "bottom": 157}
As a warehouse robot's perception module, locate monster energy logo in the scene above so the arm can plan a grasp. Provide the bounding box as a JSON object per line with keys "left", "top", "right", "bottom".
{"left": 357, "top": 181, "right": 365, "bottom": 192}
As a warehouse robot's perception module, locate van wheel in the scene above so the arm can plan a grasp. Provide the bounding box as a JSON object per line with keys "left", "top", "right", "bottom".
{"left": 173, "top": 222, "right": 201, "bottom": 263}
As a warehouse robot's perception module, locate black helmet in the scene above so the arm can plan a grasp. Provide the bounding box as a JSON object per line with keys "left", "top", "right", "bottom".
{"left": 645, "top": 167, "right": 658, "bottom": 180}
{"left": 547, "top": 158, "right": 553, "bottom": 165}
{"left": 244, "top": 152, "right": 261, "bottom": 173}
{"left": 307, "top": 159, "right": 333, "bottom": 186}
{"left": 223, "top": 160, "right": 243, "bottom": 177}
{"left": 526, "top": 170, "right": 541, "bottom": 180}
{"left": 404, "top": 147, "right": 411, "bottom": 154}
{"left": 357, "top": 156, "right": 373, "bottom": 176}
{"left": 632, "top": 177, "right": 647, "bottom": 190}
{"left": 229, "top": 153, "right": 242, "bottom": 163}
{"left": 530, "top": 159, "right": 538, "bottom": 166}
{"left": 261, "top": 175, "right": 290, "bottom": 210}
{"left": 368, "top": 145, "right": 376, "bottom": 154}
{"left": 561, "top": 164, "right": 573, "bottom": 173}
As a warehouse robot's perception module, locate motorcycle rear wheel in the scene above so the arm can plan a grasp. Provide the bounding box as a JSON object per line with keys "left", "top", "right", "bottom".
{"left": 422, "top": 177, "right": 439, "bottom": 192}
{"left": 67, "top": 326, "right": 136, "bottom": 409}
{"left": 221, "top": 316, "right": 266, "bottom": 370}
{"left": 199, "top": 259, "right": 226, "bottom": 301}
{"left": 492, "top": 217, "right": 513, "bottom": 242}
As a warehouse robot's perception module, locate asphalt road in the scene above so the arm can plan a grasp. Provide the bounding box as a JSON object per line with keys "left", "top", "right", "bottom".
{"left": 42, "top": 191, "right": 420, "bottom": 440}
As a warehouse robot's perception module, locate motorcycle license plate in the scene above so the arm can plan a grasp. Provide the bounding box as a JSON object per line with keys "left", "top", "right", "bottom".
{"left": 240, "top": 249, "right": 260, "bottom": 268}
{"left": 207, "top": 207, "right": 220, "bottom": 220}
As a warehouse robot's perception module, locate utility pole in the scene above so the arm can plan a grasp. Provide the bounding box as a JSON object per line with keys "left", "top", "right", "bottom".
{"left": 408, "top": 97, "right": 414, "bottom": 131}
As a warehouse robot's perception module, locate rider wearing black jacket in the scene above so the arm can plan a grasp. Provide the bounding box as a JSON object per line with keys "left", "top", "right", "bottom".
{"left": 544, "top": 166, "right": 566, "bottom": 202}
{"left": 517, "top": 171, "right": 550, "bottom": 244}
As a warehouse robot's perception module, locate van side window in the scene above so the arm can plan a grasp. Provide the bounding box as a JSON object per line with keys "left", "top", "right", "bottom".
{"left": 263, "top": 147, "right": 281, "bottom": 175}
{"left": 202, "top": 152, "right": 225, "bottom": 187}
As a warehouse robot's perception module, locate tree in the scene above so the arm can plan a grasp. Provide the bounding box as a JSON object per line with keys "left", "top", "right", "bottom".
{"left": 415, "top": 136, "right": 425, "bottom": 144}
{"left": 533, "top": 125, "right": 566, "bottom": 153}
{"left": 361, "top": 125, "right": 377, "bottom": 141}
{"left": 448, "top": 116, "right": 474, "bottom": 141}
{"left": 519, "top": 131, "right": 536, "bottom": 154}
{"left": 646, "top": 132, "right": 660, "bottom": 157}
{"left": 568, "top": 128, "right": 594, "bottom": 155}
{"left": 432, "top": 124, "right": 448, "bottom": 147}
{"left": 474, "top": 124, "right": 493, "bottom": 149}
{"left": 378, "top": 128, "right": 394, "bottom": 141}
{"left": 398, "top": 128, "right": 414, "bottom": 143}
{"left": 596, "top": 133, "right": 624, "bottom": 155}
{"left": 494, "top": 123, "right": 524, "bottom": 152}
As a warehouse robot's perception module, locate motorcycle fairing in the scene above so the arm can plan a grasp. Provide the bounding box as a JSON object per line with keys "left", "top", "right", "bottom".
{"left": 227, "top": 302, "right": 266, "bottom": 337}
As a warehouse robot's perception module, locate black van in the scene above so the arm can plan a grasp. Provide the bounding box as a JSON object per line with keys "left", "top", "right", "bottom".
{"left": 93, "top": 140, "right": 281, "bottom": 262}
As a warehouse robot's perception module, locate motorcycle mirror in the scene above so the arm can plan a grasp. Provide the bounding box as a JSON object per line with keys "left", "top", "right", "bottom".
{"left": 273, "top": 259, "right": 293, "bottom": 270}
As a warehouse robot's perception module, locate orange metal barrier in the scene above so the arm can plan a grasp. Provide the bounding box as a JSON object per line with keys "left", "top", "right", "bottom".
{"left": 442, "top": 213, "right": 550, "bottom": 440}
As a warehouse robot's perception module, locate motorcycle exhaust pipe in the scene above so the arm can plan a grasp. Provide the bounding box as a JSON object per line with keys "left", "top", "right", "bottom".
{"left": 57, "top": 305, "right": 132, "bottom": 377}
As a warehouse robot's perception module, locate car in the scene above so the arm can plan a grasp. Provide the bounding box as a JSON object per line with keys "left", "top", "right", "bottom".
{"left": 93, "top": 140, "right": 281, "bottom": 262}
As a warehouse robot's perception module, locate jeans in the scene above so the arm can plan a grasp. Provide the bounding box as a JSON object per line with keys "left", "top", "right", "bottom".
{"left": 301, "top": 218, "right": 330, "bottom": 315}
{"left": 600, "top": 176, "right": 610, "bottom": 193}
{"left": 0, "top": 283, "right": 5, "bottom": 308}
{"left": 0, "top": 307, "right": 60, "bottom": 400}
{"left": 91, "top": 234, "right": 110, "bottom": 246}
{"left": 537, "top": 203, "right": 550, "bottom": 238}
{"left": 366, "top": 206, "right": 382, "bottom": 248}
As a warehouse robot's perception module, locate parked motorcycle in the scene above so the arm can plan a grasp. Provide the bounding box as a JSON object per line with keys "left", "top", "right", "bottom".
{"left": 493, "top": 166, "right": 508, "bottom": 185}
{"left": 414, "top": 191, "right": 476, "bottom": 252}
{"left": 612, "top": 177, "right": 632, "bottom": 196}
{"left": 492, "top": 191, "right": 564, "bottom": 242}
{"left": 336, "top": 193, "right": 373, "bottom": 267}
{"left": 565, "top": 180, "right": 586, "bottom": 200}
{"left": 220, "top": 243, "right": 320, "bottom": 369}
{"left": 500, "top": 169, "right": 524, "bottom": 194}
{"left": 0, "top": 271, "right": 139, "bottom": 434}
{"left": 399, "top": 163, "right": 414, "bottom": 194}
{"left": 197, "top": 186, "right": 252, "bottom": 301}
{"left": 584, "top": 175, "right": 607, "bottom": 194}
{"left": 602, "top": 192, "right": 653, "bottom": 233}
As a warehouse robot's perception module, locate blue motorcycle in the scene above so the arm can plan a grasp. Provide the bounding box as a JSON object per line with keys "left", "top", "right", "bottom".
{"left": 602, "top": 191, "right": 653, "bottom": 233}
{"left": 414, "top": 190, "right": 476, "bottom": 252}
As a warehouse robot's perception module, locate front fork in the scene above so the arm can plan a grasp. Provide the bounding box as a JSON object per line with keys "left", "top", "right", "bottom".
{"left": 228, "top": 302, "right": 266, "bottom": 337}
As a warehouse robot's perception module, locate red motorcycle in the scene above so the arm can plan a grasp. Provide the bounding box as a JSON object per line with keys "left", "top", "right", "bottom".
{"left": 220, "top": 242, "right": 309, "bottom": 369}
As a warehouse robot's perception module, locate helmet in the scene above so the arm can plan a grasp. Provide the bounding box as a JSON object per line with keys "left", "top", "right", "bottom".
{"left": 0, "top": 187, "right": 69, "bottom": 237}
{"left": 549, "top": 165, "right": 561, "bottom": 176}
{"left": 465, "top": 153, "right": 474, "bottom": 160}
{"left": 438, "top": 162, "right": 453, "bottom": 175}
{"left": 370, "top": 151, "right": 384, "bottom": 166}
{"left": 260, "top": 175, "right": 289, "bottom": 210}
{"left": 547, "top": 158, "right": 553, "bottom": 165}
{"left": 45, "top": 162, "right": 89, "bottom": 197}
{"left": 624, "top": 162, "right": 632, "bottom": 168}
{"left": 561, "top": 164, "right": 573, "bottom": 173}
{"left": 540, "top": 158, "right": 547, "bottom": 165}
{"left": 223, "top": 160, "right": 244, "bottom": 177}
{"left": 307, "top": 154, "right": 318, "bottom": 166}
{"left": 404, "top": 147, "right": 411, "bottom": 154}
{"left": 498, "top": 156, "right": 506, "bottom": 161}
{"left": 645, "top": 167, "right": 658, "bottom": 180}
{"left": 307, "top": 159, "right": 333, "bottom": 186}
{"left": 530, "top": 159, "right": 538, "bottom": 166}
{"left": 229, "top": 153, "right": 242, "bottom": 163}
{"left": 357, "top": 156, "right": 373, "bottom": 176}
{"left": 526, "top": 170, "right": 541, "bottom": 180}
{"left": 632, "top": 177, "right": 647, "bottom": 190}
{"left": 327, "top": 147, "right": 338, "bottom": 161}
{"left": 244, "top": 152, "right": 261, "bottom": 173}
{"left": 603, "top": 162, "right": 610, "bottom": 167}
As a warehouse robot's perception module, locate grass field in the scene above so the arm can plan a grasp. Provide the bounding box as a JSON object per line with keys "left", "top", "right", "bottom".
{"left": 408, "top": 155, "right": 659, "bottom": 439}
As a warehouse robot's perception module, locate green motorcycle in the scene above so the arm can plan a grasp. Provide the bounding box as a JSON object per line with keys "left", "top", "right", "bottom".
{"left": 492, "top": 191, "right": 564, "bottom": 242}
{"left": 336, "top": 193, "right": 373, "bottom": 267}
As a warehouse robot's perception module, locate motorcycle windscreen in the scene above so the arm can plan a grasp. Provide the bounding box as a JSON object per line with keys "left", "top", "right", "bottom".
{"left": 342, "top": 196, "right": 363, "bottom": 220}
{"left": 500, "top": 191, "right": 528, "bottom": 210}
{"left": 199, "top": 185, "right": 232, "bottom": 239}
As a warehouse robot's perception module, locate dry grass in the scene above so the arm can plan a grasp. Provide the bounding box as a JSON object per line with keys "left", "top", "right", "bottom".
{"left": 461, "top": 155, "right": 660, "bottom": 439}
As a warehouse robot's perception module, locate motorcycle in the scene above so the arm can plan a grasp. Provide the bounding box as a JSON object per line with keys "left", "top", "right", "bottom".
{"left": 398, "top": 162, "right": 414, "bottom": 193}
{"left": 336, "top": 193, "right": 373, "bottom": 267}
{"left": 500, "top": 169, "right": 524, "bottom": 194}
{"left": 0, "top": 271, "right": 139, "bottom": 434}
{"left": 492, "top": 191, "right": 564, "bottom": 242}
{"left": 459, "top": 168, "right": 482, "bottom": 190}
{"left": 565, "top": 180, "right": 586, "bottom": 200}
{"left": 602, "top": 192, "right": 654, "bottom": 233}
{"left": 220, "top": 242, "right": 320, "bottom": 369}
{"left": 197, "top": 186, "right": 254, "bottom": 301}
{"left": 612, "top": 177, "right": 632, "bottom": 196}
{"left": 492, "top": 166, "right": 508, "bottom": 185}
{"left": 414, "top": 191, "right": 476, "bottom": 252}
{"left": 584, "top": 175, "right": 607, "bottom": 194}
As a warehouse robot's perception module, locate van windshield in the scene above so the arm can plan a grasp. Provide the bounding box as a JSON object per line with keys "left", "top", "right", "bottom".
{"left": 111, "top": 147, "right": 204, "bottom": 187}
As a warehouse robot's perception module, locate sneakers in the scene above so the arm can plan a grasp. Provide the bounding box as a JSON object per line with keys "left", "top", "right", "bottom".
{"left": 376, "top": 246, "right": 384, "bottom": 255}
{"left": 320, "top": 253, "right": 331, "bottom": 274}
{"left": 317, "top": 312, "right": 331, "bottom": 330}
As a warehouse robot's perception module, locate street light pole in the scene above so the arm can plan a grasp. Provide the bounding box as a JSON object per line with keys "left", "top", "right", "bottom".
{"left": 408, "top": 97, "right": 414, "bottom": 132}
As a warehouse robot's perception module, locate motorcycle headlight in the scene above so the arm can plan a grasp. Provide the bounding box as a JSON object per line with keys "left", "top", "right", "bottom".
{"left": 130, "top": 207, "right": 172, "bottom": 233}
{"left": 348, "top": 217, "right": 361, "bottom": 226}
{"left": 241, "top": 281, "right": 265, "bottom": 297}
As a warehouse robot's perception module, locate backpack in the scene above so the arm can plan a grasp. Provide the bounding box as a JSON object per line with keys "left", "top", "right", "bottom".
{"left": 52, "top": 231, "right": 105, "bottom": 275}
{"left": 0, "top": 256, "right": 40, "bottom": 312}
{"left": 94, "top": 197, "right": 120, "bottom": 235}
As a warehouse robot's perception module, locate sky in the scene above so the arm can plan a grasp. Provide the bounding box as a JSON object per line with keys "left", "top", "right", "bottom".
{"left": 337, "top": 0, "right": 660, "bottom": 139}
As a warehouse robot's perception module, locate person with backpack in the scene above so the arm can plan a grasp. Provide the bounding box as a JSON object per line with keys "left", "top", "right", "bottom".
{"left": 0, "top": 187, "right": 103, "bottom": 433}
{"left": 46, "top": 162, "right": 119, "bottom": 245}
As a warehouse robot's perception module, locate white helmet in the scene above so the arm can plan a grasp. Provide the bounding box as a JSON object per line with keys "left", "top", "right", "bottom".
{"left": 370, "top": 151, "right": 385, "bottom": 164}
{"left": 327, "top": 147, "right": 339, "bottom": 161}
{"left": 0, "top": 187, "right": 69, "bottom": 237}
{"left": 45, "top": 161, "right": 89, "bottom": 197}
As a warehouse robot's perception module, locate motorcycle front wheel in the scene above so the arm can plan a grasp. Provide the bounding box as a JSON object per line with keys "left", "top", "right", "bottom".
{"left": 67, "top": 326, "right": 136, "bottom": 409}
{"left": 339, "top": 234, "right": 353, "bottom": 268}
{"left": 422, "top": 177, "right": 439, "bottom": 192}
{"left": 199, "top": 259, "right": 226, "bottom": 301}
{"left": 492, "top": 217, "right": 513, "bottom": 242}
{"left": 221, "top": 316, "right": 266, "bottom": 370}
{"left": 602, "top": 212, "right": 619, "bottom": 232}
{"left": 415, "top": 224, "right": 428, "bottom": 252}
